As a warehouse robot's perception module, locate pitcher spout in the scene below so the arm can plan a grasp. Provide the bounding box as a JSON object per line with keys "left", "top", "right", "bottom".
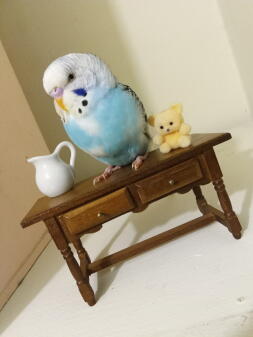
{"left": 26, "top": 154, "right": 51, "bottom": 166}
{"left": 26, "top": 156, "right": 37, "bottom": 165}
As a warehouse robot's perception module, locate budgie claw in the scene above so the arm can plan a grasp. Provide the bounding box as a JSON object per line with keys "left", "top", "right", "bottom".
{"left": 93, "top": 165, "right": 121, "bottom": 185}
{"left": 132, "top": 153, "right": 148, "bottom": 170}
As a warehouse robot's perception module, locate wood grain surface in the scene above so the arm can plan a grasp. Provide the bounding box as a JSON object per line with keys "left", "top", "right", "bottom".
{"left": 21, "top": 133, "right": 231, "bottom": 227}
{"left": 59, "top": 188, "right": 135, "bottom": 235}
{"left": 135, "top": 158, "right": 202, "bottom": 203}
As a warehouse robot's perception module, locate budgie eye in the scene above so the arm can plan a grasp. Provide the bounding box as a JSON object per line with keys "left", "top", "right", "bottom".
{"left": 160, "top": 126, "right": 164, "bottom": 129}
{"left": 68, "top": 73, "right": 75, "bottom": 82}
{"left": 170, "top": 122, "right": 173, "bottom": 125}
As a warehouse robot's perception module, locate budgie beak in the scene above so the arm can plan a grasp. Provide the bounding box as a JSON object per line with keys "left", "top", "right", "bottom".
{"left": 55, "top": 97, "right": 68, "bottom": 112}
{"left": 50, "top": 87, "right": 64, "bottom": 98}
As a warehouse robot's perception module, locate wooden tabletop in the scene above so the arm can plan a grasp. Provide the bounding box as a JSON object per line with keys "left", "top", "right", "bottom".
{"left": 21, "top": 133, "right": 231, "bottom": 228}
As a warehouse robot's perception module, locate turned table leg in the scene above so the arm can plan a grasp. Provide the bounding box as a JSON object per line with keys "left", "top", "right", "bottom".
{"left": 212, "top": 178, "right": 242, "bottom": 239}
{"left": 72, "top": 237, "right": 91, "bottom": 279}
{"left": 192, "top": 185, "right": 209, "bottom": 214}
{"left": 44, "top": 217, "right": 96, "bottom": 306}
{"left": 200, "top": 149, "right": 242, "bottom": 239}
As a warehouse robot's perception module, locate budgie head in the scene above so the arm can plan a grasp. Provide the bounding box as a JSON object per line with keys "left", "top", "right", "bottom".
{"left": 43, "top": 53, "right": 116, "bottom": 119}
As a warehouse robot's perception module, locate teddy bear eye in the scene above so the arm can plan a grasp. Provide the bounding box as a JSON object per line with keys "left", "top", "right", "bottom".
{"left": 169, "top": 122, "right": 173, "bottom": 125}
{"left": 160, "top": 126, "right": 164, "bottom": 129}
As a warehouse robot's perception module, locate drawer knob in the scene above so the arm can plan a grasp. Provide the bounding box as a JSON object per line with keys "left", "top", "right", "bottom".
{"left": 97, "top": 212, "right": 106, "bottom": 218}
{"left": 169, "top": 179, "right": 175, "bottom": 185}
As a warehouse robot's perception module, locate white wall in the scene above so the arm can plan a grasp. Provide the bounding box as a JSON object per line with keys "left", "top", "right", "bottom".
{"left": 218, "top": 0, "right": 253, "bottom": 114}
{"left": 109, "top": 0, "right": 250, "bottom": 128}
{"left": 0, "top": 0, "right": 250, "bottom": 181}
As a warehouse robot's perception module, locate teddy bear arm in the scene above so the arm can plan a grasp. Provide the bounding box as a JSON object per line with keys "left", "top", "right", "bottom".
{"left": 179, "top": 123, "right": 191, "bottom": 135}
{"left": 153, "top": 134, "right": 164, "bottom": 145}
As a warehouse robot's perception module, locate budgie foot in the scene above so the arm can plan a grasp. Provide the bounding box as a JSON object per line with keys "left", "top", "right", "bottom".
{"left": 93, "top": 165, "right": 121, "bottom": 185}
{"left": 132, "top": 153, "right": 148, "bottom": 171}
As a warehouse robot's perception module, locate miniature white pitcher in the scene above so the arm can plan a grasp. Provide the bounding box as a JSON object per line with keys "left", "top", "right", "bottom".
{"left": 27, "top": 141, "right": 76, "bottom": 197}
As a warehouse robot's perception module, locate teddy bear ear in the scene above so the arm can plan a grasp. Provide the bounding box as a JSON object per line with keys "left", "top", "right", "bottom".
{"left": 147, "top": 115, "right": 155, "bottom": 126}
{"left": 170, "top": 104, "right": 183, "bottom": 114}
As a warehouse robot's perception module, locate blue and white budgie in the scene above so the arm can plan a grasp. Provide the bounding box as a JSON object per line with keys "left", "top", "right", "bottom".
{"left": 43, "top": 53, "right": 149, "bottom": 184}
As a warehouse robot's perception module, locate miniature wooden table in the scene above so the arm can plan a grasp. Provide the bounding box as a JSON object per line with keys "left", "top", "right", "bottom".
{"left": 21, "top": 133, "right": 242, "bottom": 306}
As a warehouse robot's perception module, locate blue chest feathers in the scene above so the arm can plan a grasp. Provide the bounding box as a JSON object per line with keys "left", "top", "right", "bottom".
{"left": 63, "top": 86, "right": 148, "bottom": 165}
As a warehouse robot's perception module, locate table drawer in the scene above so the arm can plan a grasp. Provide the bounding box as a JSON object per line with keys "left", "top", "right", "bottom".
{"left": 134, "top": 159, "right": 203, "bottom": 203}
{"left": 59, "top": 188, "right": 135, "bottom": 235}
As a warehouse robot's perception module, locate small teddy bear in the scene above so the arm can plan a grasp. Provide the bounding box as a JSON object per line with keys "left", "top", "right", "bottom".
{"left": 148, "top": 104, "right": 191, "bottom": 153}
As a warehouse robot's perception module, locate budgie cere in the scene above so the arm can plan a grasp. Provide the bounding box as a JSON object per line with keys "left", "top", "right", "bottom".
{"left": 43, "top": 53, "right": 150, "bottom": 184}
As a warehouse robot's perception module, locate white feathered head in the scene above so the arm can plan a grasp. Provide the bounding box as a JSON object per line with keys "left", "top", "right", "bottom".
{"left": 43, "top": 53, "right": 117, "bottom": 119}
{"left": 43, "top": 53, "right": 116, "bottom": 97}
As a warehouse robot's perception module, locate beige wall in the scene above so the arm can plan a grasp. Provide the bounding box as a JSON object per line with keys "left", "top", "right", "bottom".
{"left": 0, "top": 40, "right": 51, "bottom": 309}
{"left": 0, "top": 0, "right": 250, "bottom": 181}
{"left": 218, "top": 0, "right": 253, "bottom": 113}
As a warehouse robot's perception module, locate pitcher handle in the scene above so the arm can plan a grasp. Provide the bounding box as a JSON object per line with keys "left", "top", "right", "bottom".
{"left": 53, "top": 141, "right": 76, "bottom": 169}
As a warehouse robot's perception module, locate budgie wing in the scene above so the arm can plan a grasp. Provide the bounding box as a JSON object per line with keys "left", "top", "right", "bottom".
{"left": 118, "top": 83, "right": 149, "bottom": 137}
